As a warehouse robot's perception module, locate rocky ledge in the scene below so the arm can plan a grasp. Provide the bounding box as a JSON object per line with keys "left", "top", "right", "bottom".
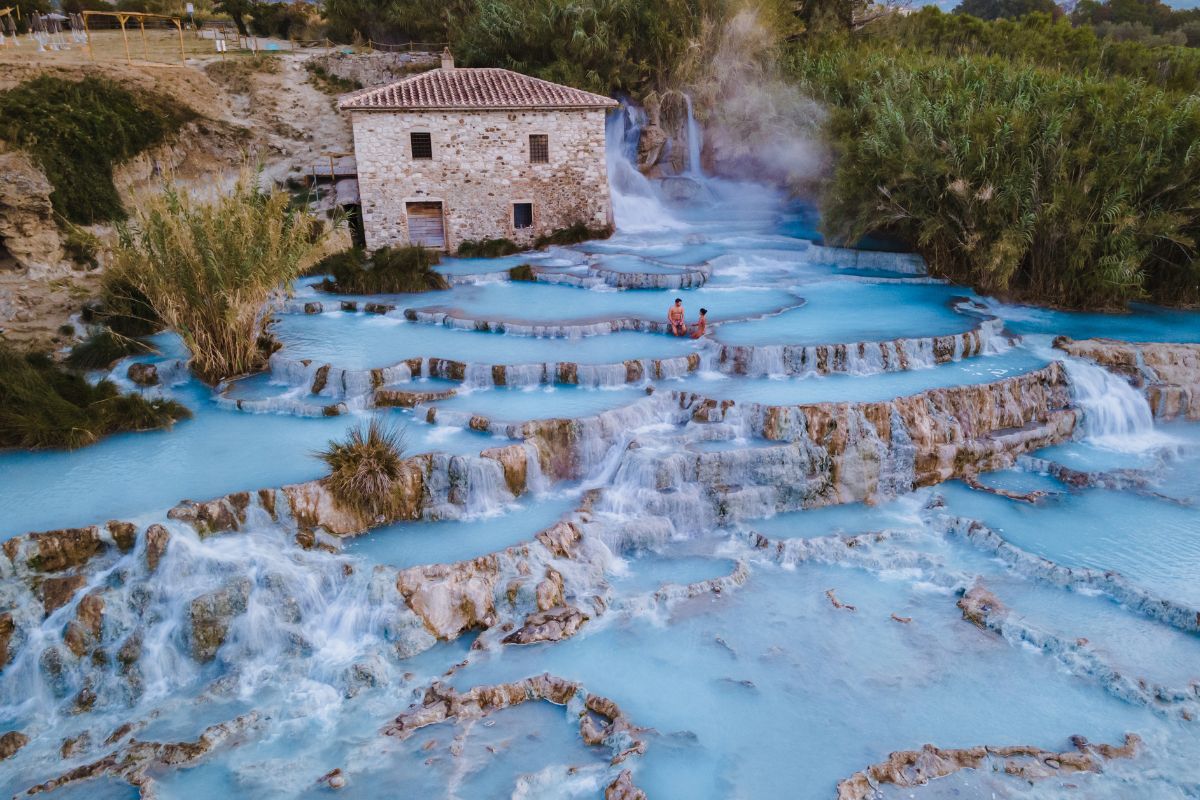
{"left": 382, "top": 673, "right": 648, "bottom": 768}
{"left": 1055, "top": 337, "right": 1200, "bottom": 420}
{"left": 21, "top": 712, "right": 263, "bottom": 797}
{"left": 836, "top": 733, "right": 1141, "bottom": 800}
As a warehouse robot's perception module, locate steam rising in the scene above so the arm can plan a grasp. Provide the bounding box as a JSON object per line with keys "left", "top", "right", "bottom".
{"left": 693, "top": 8, "right": 830, "bottom": 190}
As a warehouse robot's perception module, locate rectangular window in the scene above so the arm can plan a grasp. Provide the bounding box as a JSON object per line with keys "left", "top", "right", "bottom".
{"left": 410, "top": 132, "right": 432, "bottom": 160}
{"left": 513, "top": 202, "right": 533, "bottom": 230}
{"left": 529, "top": 134, "right": 549, "bottom": 164}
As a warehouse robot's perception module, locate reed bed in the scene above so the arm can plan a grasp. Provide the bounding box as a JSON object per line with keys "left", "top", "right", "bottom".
{"left": 110, "top": 176, "right": 322, "bottom": 384}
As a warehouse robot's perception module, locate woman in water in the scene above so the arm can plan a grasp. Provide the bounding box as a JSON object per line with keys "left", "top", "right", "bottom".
{"left": 691, "top": 307, "right": 708, "bottom": 339}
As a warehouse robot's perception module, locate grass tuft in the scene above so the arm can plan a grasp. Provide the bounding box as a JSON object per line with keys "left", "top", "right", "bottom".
{"left": 508, "top": 264, "right": 537, "bottom": 282}
{"left": 533, "top": 223, "right": 613, "bottom": 249}
{"left": 66, "top": 331, "right": 152, "bottom": 371}
{"left": 0, "top": 346, "right": 190, "bottom": 451}
{"left": 319, "top": 246, "right": 448, "bottom": 294}
{"left": 457, "top": 238, "right": 521, "bottom": 258}
{"left": 317, "top": 419, "right": 408, "bottom": 517}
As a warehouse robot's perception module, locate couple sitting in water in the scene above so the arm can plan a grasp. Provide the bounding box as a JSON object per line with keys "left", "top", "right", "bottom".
{"left": 668, "top": 298, "right": 707, "bottom": 339}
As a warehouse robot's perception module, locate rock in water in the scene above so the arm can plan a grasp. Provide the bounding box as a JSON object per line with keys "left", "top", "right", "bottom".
{"left": 188, "top": 578, "right": 251, "bottom": 662}
{"left": 0, "top": 730, "right": 29, "bottom": 761}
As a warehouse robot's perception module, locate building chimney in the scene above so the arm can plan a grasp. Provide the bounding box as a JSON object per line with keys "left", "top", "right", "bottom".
{"left": 441, "top": 47, "right": 455, "bottom": 70}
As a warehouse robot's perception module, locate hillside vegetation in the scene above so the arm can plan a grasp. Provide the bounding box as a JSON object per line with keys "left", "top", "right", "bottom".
{"left": 0, "top": 76, "right": 194, "bottom": 225}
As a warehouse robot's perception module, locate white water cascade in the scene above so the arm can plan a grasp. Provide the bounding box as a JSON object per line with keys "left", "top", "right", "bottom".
{"left": 1061, "top": 357, "right": 1168, "bottom": 452}
{"left": 684, "top": 93, "right": 703, "bottom": 178}
{"left": 604, "top": 104, "right": 686, "bottom": 232}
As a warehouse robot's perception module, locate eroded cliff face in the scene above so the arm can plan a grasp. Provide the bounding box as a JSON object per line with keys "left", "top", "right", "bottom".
{"left": 0, "top": 151, "right": 64, "bottom": 276}
{"left": 1055, "top": 338, "right": 1200, "bottom": 420}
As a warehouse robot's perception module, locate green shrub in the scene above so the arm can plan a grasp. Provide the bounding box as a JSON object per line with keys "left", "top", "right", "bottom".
{"left": 95, "top": 276, "right": 164, "bottom": 339}
{"left": 321, "top": 245, "right": 448, "bottom": 293}
{"left": 533, "top": 222, "right": 613, "bottom": 249}
{"left": 66, "top": 331, "right": 152, "bottom": 371}
{"left": 0, "top": 77, "right": 194, "bottom": 225}
{"left": 304, "top": 62, "right": 363, "bottom": 94}
{"left": 110, "top": 175, "right": 322, "bottom": 383}
{"left": 62, "top": 223, "right": 101, "bottom": 271}
{"left": 508, "top": 264, "right": 537, "bottom": 281}
{"left": 787, "top": 42, "right": 1200, "bottom": 308}
{"left": 0, "top": 347, "right": 190, "bottom": 450}
{"left": 456, "top": 237, "right": 521, "bottom": 258}
{"left": 317, "top": 419, "right": 408, "bottom": 517}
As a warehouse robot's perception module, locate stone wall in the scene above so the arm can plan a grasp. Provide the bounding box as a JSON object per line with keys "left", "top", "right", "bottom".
{"left": 350, "top": 108, "right": 612, "bottom": 251}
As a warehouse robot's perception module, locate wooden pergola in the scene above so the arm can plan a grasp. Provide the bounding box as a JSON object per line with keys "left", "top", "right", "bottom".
{"left": 81, "top": 10, "right": 185, "bottom": 64}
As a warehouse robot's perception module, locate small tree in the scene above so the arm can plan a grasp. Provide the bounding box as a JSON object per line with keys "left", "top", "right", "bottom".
{"left": 111, "top": 175, "right": 322, "bottom": 383}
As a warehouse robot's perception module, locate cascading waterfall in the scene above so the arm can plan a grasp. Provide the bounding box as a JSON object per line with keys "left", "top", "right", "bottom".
{"left": 1061, "top": 357, "right": 1167, "bottom": 452}
{"left": 604, "top": 104, "right": 686, "bottom": 232}
{"left": 684, "top": 94, "right": 703, "bottom": 178}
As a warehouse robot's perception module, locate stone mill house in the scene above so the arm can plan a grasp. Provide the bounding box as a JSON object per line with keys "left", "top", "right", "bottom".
{"left": 338, "top": 50, "right": 617, "bottom": 251}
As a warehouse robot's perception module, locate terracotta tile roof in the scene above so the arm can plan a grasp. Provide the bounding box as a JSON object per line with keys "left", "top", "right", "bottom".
{"left": 338, "top": 67, "right": 618, "bottom": 112}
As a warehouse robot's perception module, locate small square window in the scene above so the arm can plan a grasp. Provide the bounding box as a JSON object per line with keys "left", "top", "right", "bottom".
{"left": 529, "top": 134, "right": 548, "bottom": 164}
{"left": 513, "top": 203, "right": 533, "bottom": 230}
{"left": 410, "top": 132, "right": 432, "bottom": 160}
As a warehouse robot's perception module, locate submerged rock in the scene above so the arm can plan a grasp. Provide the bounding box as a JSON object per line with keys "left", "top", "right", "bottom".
{"left": 188, "top": 578, "right": 251, "bottom": 663}
{"left": 126, "top": 362, "right": 160, "bottom": 387}
{"left": 144, "top": 524, "right": 170, "bottom": 572}
{"left": 0, "top": 730, "right": 29, "bottom": 761}
{"left": 605, "top": 769, "right": 647, "bottom": 800}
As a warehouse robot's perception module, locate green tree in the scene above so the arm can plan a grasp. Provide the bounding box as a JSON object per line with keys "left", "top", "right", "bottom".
{"left": 215, "top": 0, "right": 252, "bottom": 36}
{"left": 953, "top": 0, "right": 1058, "bottom": 21}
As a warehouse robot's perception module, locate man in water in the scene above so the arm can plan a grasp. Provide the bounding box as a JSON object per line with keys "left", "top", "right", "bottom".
{"left": 691, "top": 307, "right": 708, "bottom": 339}
{"left": 667, "top": 297, "right": 686, "bottom": 336}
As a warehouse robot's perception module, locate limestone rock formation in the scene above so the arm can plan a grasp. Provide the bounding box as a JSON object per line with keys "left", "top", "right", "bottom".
{"left": 957, "top": 582, "right": 1005, "bottom": 629}
{"left": 29, "top": 527, "right": 104, "bottom": 573}
{"left": 0, "top": 730, "right": 29, "bottom": 761}
{"left": 144, "top": 524, "right": 170, "bottom": 572}
{"left": 0, "top": 151, "right": 64, "bottom": 275}
{"left": 606, "top": 770, "right": 648, "bottom": 800}
{"left": 502, "top": 605, "right": 589, "bottom": 645}
{"left": 21, "top": 712, "right": 262, "bottom": 796}
{"left": 126, "top": 363, "right": 160, "bottom": 387}
{"left": 1055, "top": 338, "right": 1200, "bottom": 420}
{"left": 383, "top": 673, "right": 647, "bottom": 764}
{"left": 188, "top": 578, "right": 251, "bottom": 662}
{"left": 835, "top": 734, "right": 1141, "bottom": 800}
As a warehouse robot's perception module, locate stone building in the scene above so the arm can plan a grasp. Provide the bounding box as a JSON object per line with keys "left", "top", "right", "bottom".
{"left": 339, "top": 50, "right": 617, "bottom": 252}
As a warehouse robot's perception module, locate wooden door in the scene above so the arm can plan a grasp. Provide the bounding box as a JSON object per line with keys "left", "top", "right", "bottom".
{"left": 406, "top": 202, "right": 446, "bottom": 249}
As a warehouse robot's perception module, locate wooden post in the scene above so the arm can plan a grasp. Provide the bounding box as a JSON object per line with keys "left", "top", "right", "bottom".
{"left": 83, "top": 11, "right": 93, "bottom": 60}
{"left": 137, "top": 16, "right": 147, "bottom": 61}
{"left": 173, "top": 17, "right": 183, "bottom": 62}
{"left": 118, "top": 13, "right": 131, "bottom": 64}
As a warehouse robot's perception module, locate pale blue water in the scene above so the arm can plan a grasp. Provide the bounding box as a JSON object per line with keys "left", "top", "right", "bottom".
{"left": 666, "top": 347, "right": 1048, "bottom": 405}
{"left": 345, "top": 494, "right": 579, "bottom": 569}
{"left": 271, "top": 312, "right": 703, "bottom": 369}
{"left": 714, "top": 281, "right": 977, "bottom": 346}
{"left": 938, "top": 481, "right": 1200, "bottom": 607}
{"left": 428, "top": 384, "right": 651, "bottom": 422}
